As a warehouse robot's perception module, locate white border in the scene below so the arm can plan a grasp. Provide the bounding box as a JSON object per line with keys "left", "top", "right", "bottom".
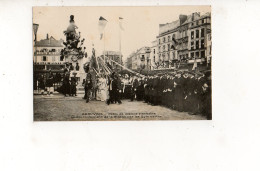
{"left": 1, "top": 0, "right": 260, "bottom": 170}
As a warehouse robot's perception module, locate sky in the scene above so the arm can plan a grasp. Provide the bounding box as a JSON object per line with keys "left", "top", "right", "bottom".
{"left": 33, "top": 6, "right": 210, "bottom": 63}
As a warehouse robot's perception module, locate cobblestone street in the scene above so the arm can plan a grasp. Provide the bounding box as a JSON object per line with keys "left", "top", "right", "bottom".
{"left": 34, "top": 94, "right": 206, "bottom": 121}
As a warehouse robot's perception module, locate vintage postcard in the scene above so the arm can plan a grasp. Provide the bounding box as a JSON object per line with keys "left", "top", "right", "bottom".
{"left": 33, "top": 6, "right": 212, "bottom": 121}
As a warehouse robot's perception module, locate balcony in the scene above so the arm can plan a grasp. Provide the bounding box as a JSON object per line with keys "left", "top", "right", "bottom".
{"left": 34, "top": 62, "right": 65, "bottom": 65}
{"left": 176, "top": 36, "right": 188, "bottom": 43}
{"left": 187, "top": 58, "right": 205, "bottom": 64}
{"left": 34, "top": 52, "right": 60, "bottom": 55}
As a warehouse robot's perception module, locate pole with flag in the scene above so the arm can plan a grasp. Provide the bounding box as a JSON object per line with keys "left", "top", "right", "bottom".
{"left": 98, "top": 16, "right": 108, "bottom": 63}
{"left": 92, "top": 43, "right": 100, "bottom": 73}
{"left": 119, "top": 17, "right": 124, "bottom": 70}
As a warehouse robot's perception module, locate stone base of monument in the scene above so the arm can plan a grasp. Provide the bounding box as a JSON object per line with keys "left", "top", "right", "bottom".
{"left": 76, "top": 85, "right": 85, "bottom": 94}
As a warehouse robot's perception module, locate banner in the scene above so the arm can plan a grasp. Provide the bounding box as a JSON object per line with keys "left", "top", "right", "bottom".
{"left": 98, "top": 16, "right": 108, "bottom": 40}
{"left": 119, "top": 17, "right": 124, "bottom": 31}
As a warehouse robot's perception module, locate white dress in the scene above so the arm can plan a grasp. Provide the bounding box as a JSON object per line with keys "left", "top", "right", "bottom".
{"left": 100, "top": 78, "right": 108, "bottom": 102}
{"left": 96, "top": 80, "right": 102, "bottom": 101}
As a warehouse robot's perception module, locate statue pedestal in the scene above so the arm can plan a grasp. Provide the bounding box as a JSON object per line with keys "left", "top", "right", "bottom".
{"left": 65, "top": 56, "right": 86, "bottom": 94}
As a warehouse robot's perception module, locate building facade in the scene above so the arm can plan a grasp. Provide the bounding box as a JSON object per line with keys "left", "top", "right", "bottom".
{"left": 34, "top": 34, "right": 65, "bottom": 72}
{"left": 188, "top": 12, "right": 211, "bottom": 66}
{"left": 206, "top": 31, "right": 212, "bottom": 66}
{"left": 149, "top": 40, "right": 159, "bottom": 70}
{"left": 101, "top": 51, "right": 123, "bottom": 71}
{"left": 33, "top": 34, "right": 65, "bottom": 91}
{"left": 126, "top": 52, "right": 135, "bottom": 69}
{"left": 157, "top": 12, "right": 211, "bottom": 70}
{"left": 126, "top": 47, "right": 151, "bottom": 71}
{"left": 157, "top": 19, "right": 180, "bottom": 69}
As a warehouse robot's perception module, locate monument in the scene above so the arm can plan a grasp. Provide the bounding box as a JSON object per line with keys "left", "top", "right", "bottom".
{"left": 60, "top": 15, "right": 87, "bottom": 89}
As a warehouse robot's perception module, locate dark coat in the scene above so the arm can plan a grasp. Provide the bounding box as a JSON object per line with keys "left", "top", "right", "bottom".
{"left": 85, "top": 73, "right": 92, "bottom": 89}
{"left": 38, "top": 77, "right": 45, "bottom": 89}
{"left": 46, "top": 74, "right": 54, "bottom": 87}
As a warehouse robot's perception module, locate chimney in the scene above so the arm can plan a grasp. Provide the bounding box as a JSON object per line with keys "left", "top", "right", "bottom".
{"left": 46, "top": 34, "right": 49, "bottom": 39}
{"left": 179, "top": 15, "right": 187, "bottom": 25}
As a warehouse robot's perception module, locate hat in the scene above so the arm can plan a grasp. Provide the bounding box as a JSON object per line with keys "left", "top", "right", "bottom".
{"left": 84, "top": 64, "right": 90, "bottom": 73}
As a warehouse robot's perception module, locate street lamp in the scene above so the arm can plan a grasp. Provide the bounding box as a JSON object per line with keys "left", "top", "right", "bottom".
{"left": 33, "top": 23, "right": 39, "bottom": 63}
{"left": 33, "top": 23, "right": 39, "bottom": 42}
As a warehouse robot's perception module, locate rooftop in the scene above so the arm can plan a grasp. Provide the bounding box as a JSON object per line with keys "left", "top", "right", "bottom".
{"left": 159, "top": 20, "right": 180, "bottom": 35}
{"left": 158, "top": 12, "right": 210, "bottom": 35}
{"left": 35, "top": 34, "right": 63, "bottom": 47}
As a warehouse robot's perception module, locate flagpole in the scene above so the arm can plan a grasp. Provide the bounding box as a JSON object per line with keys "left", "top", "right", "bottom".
{"left": 119, "top": 20, "right": 122, "bottom": 71}
{"left": 93, "top": 44, "right": 100, "bottom": 73}
{"left": 103, "top": 29, "right": 105, "bottom": 62}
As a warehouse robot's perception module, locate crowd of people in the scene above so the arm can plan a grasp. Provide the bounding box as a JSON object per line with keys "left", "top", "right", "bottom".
{"left": 129, "top": 71, "right": 212, "bottom": 119}
{"left": 35, "top": 63, "right": 211, "bottom": 119}
{"left": 80, "top": 68, "right": 211, "bottom": 119}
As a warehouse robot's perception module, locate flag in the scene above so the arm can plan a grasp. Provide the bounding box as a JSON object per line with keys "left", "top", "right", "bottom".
{"left": 119, "top": 17, "right": 124, "bottom": 31}
{"left": 98, "top": 16, "right": 108, "bottom": 40}
{"left": 90, "top": 48, "right": 97, "bottom": 70}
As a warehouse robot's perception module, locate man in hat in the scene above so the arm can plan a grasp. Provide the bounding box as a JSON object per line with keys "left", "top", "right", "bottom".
{"left": 151, "top": 75, "right": 159, "bottom": 106}
{"left": 114, "top": 73, "right": 122, "bottom": 104}
{"left": 117, "top": 74, "right": 124, "bottom": 102}
{"left": 63, "top": 63, "right": 71, "bottom": 96}
{"left": 107, "top": 72, "right": 121, "bottom": 105}
{"left": 167, "top": 74, "right": 175, "bottom": 109}
{"left": 83, "top": 64, "right": 92, "bottom": 103}
{"left": 202, "top": 71, "right": 212, "bottom": 119}
{"left": 63, "top": 72, "right": 71, "bottom": 97}
{"left": 174, "top": 71, "right": 184, "bottom": 112}
{"left": 182, "top": 72, "right": 190, "bottom": 112}
{"left": 107, "top": 73, "right": 115, "bottom": 104}
{"left": 70, "top": 73, "right": 78, "bottom": 96}
{"left": 144, "top": 77, "right": 149, "bottom": 103}
{"left": 186, "top": 72, "right": 197, "bottom": 114}
{"left": 130, "top": 76, "right": 139, "bottom": 101}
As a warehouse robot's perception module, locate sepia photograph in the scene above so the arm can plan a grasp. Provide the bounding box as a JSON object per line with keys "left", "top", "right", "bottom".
{"left": 33, "top": 6, "right": 212, "bottom": 121}
{"left": 4, "top": 1, "right": 260, "bottom": 170}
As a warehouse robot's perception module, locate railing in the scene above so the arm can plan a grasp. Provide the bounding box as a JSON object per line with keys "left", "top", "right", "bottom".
{"left": 34, "top": 52, "right": 60, "bottom": 55}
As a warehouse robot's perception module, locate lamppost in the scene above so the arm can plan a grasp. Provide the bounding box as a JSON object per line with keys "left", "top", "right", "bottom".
{"left": 33, "top": 23, "right": 39, "bottom": 63}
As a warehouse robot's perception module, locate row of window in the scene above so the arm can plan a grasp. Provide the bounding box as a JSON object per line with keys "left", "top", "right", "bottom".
{"left": 158, "top": 17, "right": 210, "bottom": 44}
{"left": 158, "top": 34, "right": 176, "bottom": 44}
{"left": 158, "top": 50, "right": 206, "bottom": 60}
{"left": 158, "top": 31, "right": 187, "bottom": 45}
{"left": 36, "top": 48, "right": 61, "bottom": 53}
{"left": 159, "top": 52, "right": 175, "bottom": 59}
{"left": 190, "top": 18, "right": 209, "bottom": 27}
{"left": 191, "top": 39, "right": 205, "bottom": 50}
{"left": 40, "top": 56, "right": 64, "bottom": 62}
{"left": 190, "top": 51, "right": 205, "bottom": 58}
{"left": 159, "top": 39, "right": 200, "bottom": 53}
{"left": 158, "top": 28, "right": 206, "bottom": 47}
{"left": 191, "top": 28, "right": 205, "bottom": 39}
{"left": 158, "top": 44, "right": 171, "bottom": 52}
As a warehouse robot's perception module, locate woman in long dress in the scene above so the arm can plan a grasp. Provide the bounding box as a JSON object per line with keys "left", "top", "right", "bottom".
{"left": 96, "top": 78, "right": 102, "bottom": 101}
{"left": 100, "top": 76, "right": 109, "bottom": 102}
